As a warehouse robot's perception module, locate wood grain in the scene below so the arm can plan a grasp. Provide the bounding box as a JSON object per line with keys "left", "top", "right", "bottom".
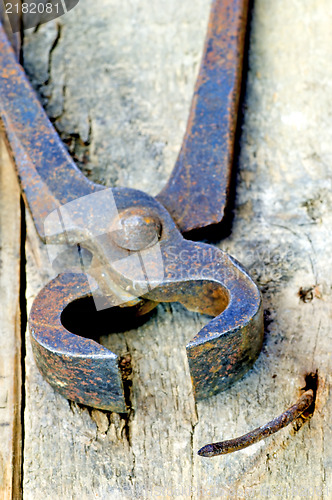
{"left": 21, "top": 0, "right": 331, "bottom": 498}
{"left": 0, "top": 139, "right": 22, "bottom": 499}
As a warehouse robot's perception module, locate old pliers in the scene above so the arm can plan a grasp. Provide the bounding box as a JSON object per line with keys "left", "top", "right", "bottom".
{"left": 0, "top": 0, "right": 263, "bottom": 413}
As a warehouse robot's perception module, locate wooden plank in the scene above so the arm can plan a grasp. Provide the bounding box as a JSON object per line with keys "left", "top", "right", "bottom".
{"left": 22, "top": 0, "right": 332, "bottom": 498}
{"left": 0, "top": 139, "right": 22, "bottom": 499}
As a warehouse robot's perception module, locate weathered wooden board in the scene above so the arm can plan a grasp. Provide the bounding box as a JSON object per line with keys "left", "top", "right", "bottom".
{"left": 0, "top": 139, "right": 22, "bottom": 499}
{"left": 21, "top": 0, "right": 331, "bottom": 498}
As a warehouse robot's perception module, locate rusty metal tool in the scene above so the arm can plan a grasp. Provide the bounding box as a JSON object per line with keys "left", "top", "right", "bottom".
{"left": 0, "top": 0, "right": 264, "bottom": 414}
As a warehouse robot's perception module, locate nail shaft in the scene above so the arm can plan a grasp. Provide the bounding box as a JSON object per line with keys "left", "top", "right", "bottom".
{"left": 198, "top": 389, "right": 314, "bottom": 458}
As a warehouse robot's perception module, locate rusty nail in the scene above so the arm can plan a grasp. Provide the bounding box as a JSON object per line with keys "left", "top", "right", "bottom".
{"left": 198, "top": 388, "right": 315, "bottom": 457}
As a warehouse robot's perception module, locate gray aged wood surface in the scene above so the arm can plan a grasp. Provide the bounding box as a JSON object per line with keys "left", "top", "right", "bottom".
{"left": 0, "top": 139, "right": 22, "bottom": 499}
{"left": 2, "top": 0, "right": 330, "bottom": 497}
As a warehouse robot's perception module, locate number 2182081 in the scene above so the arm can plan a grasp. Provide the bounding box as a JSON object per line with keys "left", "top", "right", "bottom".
{"left": 6, "top": 2, "right": 60, "bottom": 14}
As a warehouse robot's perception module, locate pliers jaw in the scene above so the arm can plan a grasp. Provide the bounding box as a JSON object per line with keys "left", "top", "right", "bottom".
{"left": 146, "top": 238, "right": 264, "bottom": 402}
{"left": 29, "top": 188, "right": 263, "bottom": 412}
{"left": 29, "top": 273, "right": 128, "bottom": 413}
